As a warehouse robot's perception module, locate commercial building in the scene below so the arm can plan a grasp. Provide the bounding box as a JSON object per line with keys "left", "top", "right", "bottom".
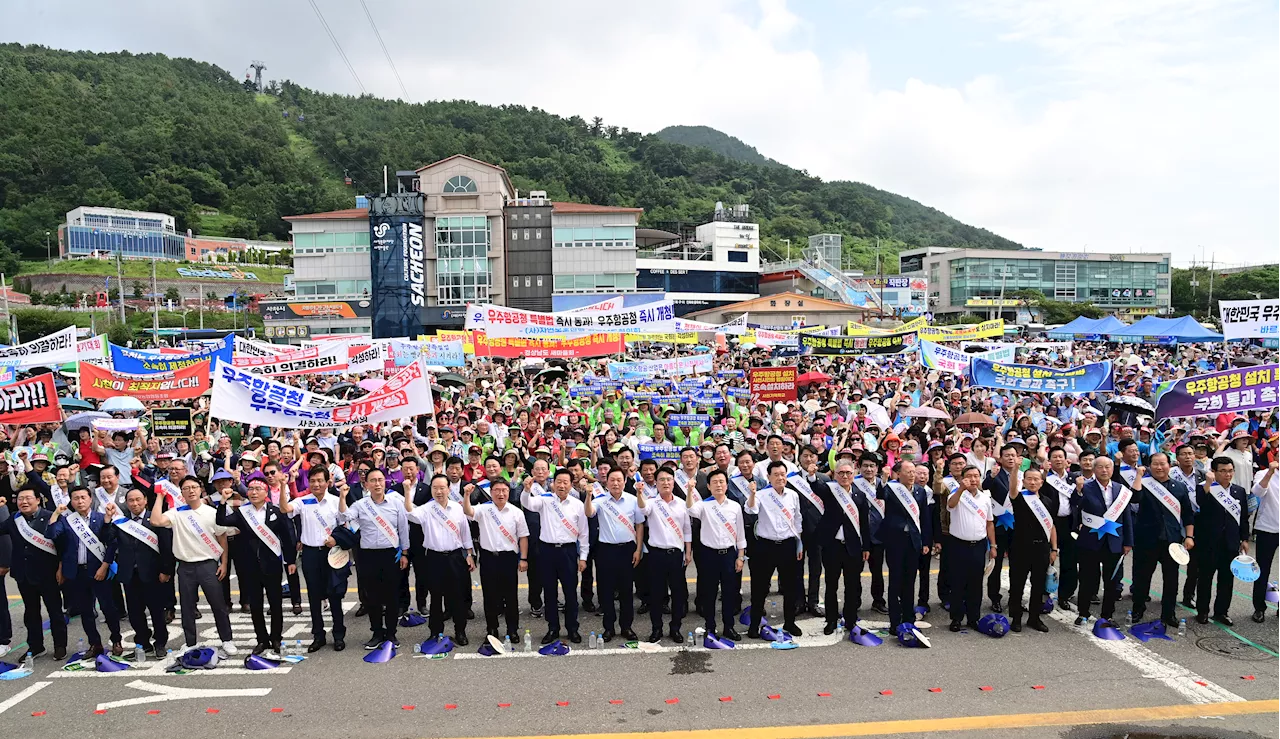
{"left": 898, "top": 247, "right": 1172, "bottom": 320}
{"left": 59, "top": 205, "right": 288, "bottom": 263}
{"left": 627, "top": 203, "right": 759, "bottom": 315}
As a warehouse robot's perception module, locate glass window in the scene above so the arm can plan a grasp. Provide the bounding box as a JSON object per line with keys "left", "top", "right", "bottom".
{"left": 555, "top": 275, "right": 572, "bottom": 290}
{"left": 444, "top": 175, "right": 477, "bottom": 193}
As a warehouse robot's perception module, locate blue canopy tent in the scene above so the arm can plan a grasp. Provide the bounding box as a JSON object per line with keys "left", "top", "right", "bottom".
{"left": 1046, "top": 315, "right": 1128, "bottom": 340}
{"left": 1104, "top": 315, "right": 1223, "bottom": 343}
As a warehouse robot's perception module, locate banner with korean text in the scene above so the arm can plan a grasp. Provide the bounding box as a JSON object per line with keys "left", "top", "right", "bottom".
{"left": 1153, "top": 364, "right": 1278, "bottom": 419}
{"left": 801, "top": 331, "right": 919, "bottom": 356}
{"left": 918, "top": 320, "right": 1005, "bottom": 342}
{"left": 0, "top": 373, "right": 60, "bottom": 424}
{"left": 111, "top": 335, "right": 233, "bottom": 374}
{"left": 466, "top": 301, "right": 677, "bottom": 338}
{"left": 0, "top": 326, "right": 79, "bottom": 369}
{"left": 79, "top": 360, "right": 211, "bottom": 401}
{"left": 919, "top": 340, "right": 1015, "bottom": 374}
{"left": 1219, "top": 299, "right": 1279, "bottom": 341}
{"left": 470, "top": 331, "right": 624, "bottom": 359}
{"left": 749, "top": 366, "right": 798, "bottom": 403}
{"left": 607, "top": 354, "right": 714, "bottom": 380}
{"left": 232, "top": 341, "right": 349, "bottom": 376}
{"left": 210, "top": 357, "right": 434, "bottom": 429}
{"left": 969, "top": 358, "right": 1114, "bottom": 393}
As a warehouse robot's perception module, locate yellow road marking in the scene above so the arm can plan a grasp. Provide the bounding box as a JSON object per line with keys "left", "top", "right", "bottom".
{"left": 436, "top": 700, "right": 1278, "bottom": 739}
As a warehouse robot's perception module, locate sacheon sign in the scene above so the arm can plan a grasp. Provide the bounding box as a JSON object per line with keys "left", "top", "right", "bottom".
{"left": 368, "top": 193, "right": 427, "bottom": 340}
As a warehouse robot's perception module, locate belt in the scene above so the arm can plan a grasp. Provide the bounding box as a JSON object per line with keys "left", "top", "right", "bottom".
{"left": 599, "top": 541, "right": 635, "bottom": 547}
{"left": 428, "top": 548, "right": 466, "bottom": 556}
{"left": 543, "top": 541, "right": 576, "bottom": 548}
{"left": 650, "top": 546, "right": 681, "bottom": 554}
{"left": 760, "top": 536, "right": 796, "bottom": 545}
{"left": 954, "top": 538, "right": 987, "bottom": 546}
{"left": 303, "top": 544, "right": 329, "bottom": 550}
{"left": 708, "top": 547, "right": 734, "bottom": 555}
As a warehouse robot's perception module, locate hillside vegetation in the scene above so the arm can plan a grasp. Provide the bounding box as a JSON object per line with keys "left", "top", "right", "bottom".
{"left": 0, "top": 44, "right": 1023, "bottom": 276}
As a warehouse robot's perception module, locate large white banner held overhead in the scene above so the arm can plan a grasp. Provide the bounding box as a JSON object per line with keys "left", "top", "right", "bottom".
{"left": 466, "top": 301, "right": 678, "bottom": 339}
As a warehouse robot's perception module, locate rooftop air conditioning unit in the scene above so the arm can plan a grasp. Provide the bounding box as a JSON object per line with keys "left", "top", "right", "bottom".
{"left": 529, "top": 190, "right": 548, "bottom": 199}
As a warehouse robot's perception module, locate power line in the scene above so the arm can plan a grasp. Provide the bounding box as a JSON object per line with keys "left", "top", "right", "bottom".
{"left": 306, "top": 0, "right": 367, "bottom": 95}
{"left": 358, "top": 0, "right": 409, "bottom": 100}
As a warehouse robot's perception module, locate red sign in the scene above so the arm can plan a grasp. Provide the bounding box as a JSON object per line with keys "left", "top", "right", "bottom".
{"left": 80, "top": 360, "right": 212, "bottom": 401}
{"left": 470, "top": 331, "right": 625, "bottom": 359}
{"left": 0, "top": 373, "right": 61, "bottom": 424}
{"left": 749, "top": 366, "right": 798, "bottom": 404}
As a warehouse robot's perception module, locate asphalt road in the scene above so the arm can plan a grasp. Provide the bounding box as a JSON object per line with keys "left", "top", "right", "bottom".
{"left": 1, "top": 555, "right": 1276, "bottom": 739}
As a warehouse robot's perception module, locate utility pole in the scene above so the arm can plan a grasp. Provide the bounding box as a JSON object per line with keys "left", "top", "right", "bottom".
{"left": 0, "top": 273, "right": 12, "bottom": 344}
{"left": 876, "top": 237, "right": 885, "bottom": 318}
{"left": 151, "top": 258, "right": 160, "bottom": 344}
{"left": 116, "top": 252, "right": 126, "bottom": 324}
{"left": 1207, "top": 253, "right": 1216, "bottom": 317}
{"left": 198, "top": 283, "right": 205, "bottom": 329}
{"left": 782, "top": 239, "right": 791, "bottom": 262}
{"left": 251, "top": 60, "right": 267, "bottom": 92}
{"left": 45, "top": 231, "right": 50, "bottom": 263}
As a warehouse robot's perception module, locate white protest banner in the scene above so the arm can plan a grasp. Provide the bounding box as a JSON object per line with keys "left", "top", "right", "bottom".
{"left": 92, "top": 417, "right": 141, "bottom": 434}
{"left": 466, "top": 300, "right": 677, "bottom": 338}
{"left": 673, "top": 314, "right": 750, "bottom": 335}
{"left": 210, "top": 357, "right": 434, "bottom": 429}
{"left": 346, "top": 343, "right": 386, "bottom": 374}
{"left": 751, "top": 328, "right": 799, "bottom": 347}
{"left": 232, "top": 341, "right": 348, "bottom": 377}
{"left": 0, "top": 326, "right": 78, "bottom": 369}
{"left": 1219, "top": 299, "right": 1279, "bottom": 340}
{"left": 76, "top": 334, "right": 111, "bottom": 367}
{"left": 234, "top": 336, "right": 289, "bottom": 358}
{"left": 919, "top": 340, "right": 1014, "bottom": 375}
{"left": 606, "top": 354, "right": 714, "bottom": 380}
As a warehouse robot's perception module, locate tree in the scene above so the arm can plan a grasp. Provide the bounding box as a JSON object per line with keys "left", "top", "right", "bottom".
{"left": 131, "top": 282, "right": 144, "bottom": 299}
{"left": 164, "top": 287, "right": 181, "bottom": 303}
{"left": 1008, "top": 289, "right": 1105, "bottom": 324}
{"left": 206, "top": 290, "right": 219, "bottom": 301}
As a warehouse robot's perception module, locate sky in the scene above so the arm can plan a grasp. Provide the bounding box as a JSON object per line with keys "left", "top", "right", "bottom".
{"left": 4, "top": 0, "right": 1277, "bottom": 267}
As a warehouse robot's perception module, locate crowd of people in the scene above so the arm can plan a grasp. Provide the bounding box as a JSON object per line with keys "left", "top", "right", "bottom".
{"left": 0, "top": 331, "right": 1275, "bottom": 667}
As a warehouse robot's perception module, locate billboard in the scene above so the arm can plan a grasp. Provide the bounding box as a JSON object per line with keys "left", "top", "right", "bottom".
{"left": 260, "top": 300, "right": 371, "bottom": 321}
{"left": 368, "top": 193, "right": 426, "bottom": 339}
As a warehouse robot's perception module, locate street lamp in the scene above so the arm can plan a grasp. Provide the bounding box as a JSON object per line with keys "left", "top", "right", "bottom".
{"left": 45, "top": 231, "right": 50, "bottom": 263}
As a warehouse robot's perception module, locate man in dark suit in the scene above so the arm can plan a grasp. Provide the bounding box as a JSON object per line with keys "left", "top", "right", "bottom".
{"left": 879, "top": 461, "right": 932, "bottom": 634}
{"left": 217, "top": 477, "right": 297, "bottom": 656}
{"left": 107, "top": 489, "right": 174, "bottom": 659}
{"left": 1130, "top": 452, "right": 1195, "bottom": 627}
{"left": 49, "top": 486, "right": 123, "bottom": 657}
{"left": 1194, "top": 457, "right": 1250, "bottom": 626}
{"left": 819, "top": 459, "right": 870, "bottom": 633}
{"left": 854, "top": 453, "right": 888, "bottom": 613}
{"left": 981, "top": 444, "right": 1021, "bottom": 613}
{"left": 398, "top": 456, "right": 433, "bottom": 615}
{"left": 0, "top": 488, "right": 68, "bottom": 659}
{"left": 793, "top": 445, "right": 828, "bottom": 617}
{"left": 1074, "top": 457, "right": 1134, "bottom": 626}
{"left": 1042, "top": 447, "right": 1081, "bottom": 611}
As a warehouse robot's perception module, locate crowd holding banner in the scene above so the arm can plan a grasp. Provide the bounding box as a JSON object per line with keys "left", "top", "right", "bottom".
{"left": 0, "top": 298, "right": 1274, "bottom": 674}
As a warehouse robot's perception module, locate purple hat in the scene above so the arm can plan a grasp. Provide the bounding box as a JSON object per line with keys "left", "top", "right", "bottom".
{"left": 363, "top": 640, "right": 397, "bottom": 663}
{"left": 703, "top": 633, "right": 736, "bottom": 650}
{"left": 420, "top": 635, "right": 454, "bottom": 656}
{"left": 1092, "top": 619, "right": 1126, "bottom": 641}
{"left": 211, "top": 468, "right": 234, "bottom": 482}
{"left": 848, "top": 623, "right": 883, "bottom": 647}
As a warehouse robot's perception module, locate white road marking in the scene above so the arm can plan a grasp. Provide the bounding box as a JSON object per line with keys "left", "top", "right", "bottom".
{"left": 0, "top": 681, "right": 52, "bottom": 715}
{"left": 94, "top": 679, "right": 271, "bottom": 711}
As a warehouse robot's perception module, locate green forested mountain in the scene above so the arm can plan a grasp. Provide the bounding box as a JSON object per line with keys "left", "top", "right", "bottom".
{"left": 0, "top": 44, "right": 1023, "bottom": 275}
{"left": 654, "top": 125, "right": 781, "bottom": 168}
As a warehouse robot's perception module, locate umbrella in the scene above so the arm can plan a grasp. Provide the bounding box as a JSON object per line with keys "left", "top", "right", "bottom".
{"left": 534, "top": 367, "right": 567, "bottom": 382}
{"left": 65, "top": 411, "right": 109, "bottom": 432}
{"left": 797, "top": 371, "right": 832, "bottom": 386}
{"left": 324, "top": 382, "right": 355, "bottom": 396}
{"left": 1232, "top": 357, "right": 1264, "bottom": 367}
{"left": 545, "top": 359, "right": 569, "bottom": 369}
{"left": 358, "top": 378, "right": 386, "bottom": 392}
{"left": 59, "top": 397, "right": 95, "bottom": 412}
{"left": 903, "top": 406, "right": 951, "bottom": 421}
{"left": 955, "top": 412, "right": 997, "bottom": 426}
{"left": 100, "top": 396, "right": 145, "bottom": 413}
{"left": 1107, "top": 396, "right": 1155, "bottom": 415}
{"left": 437, "top": 373, "right": 467, "bottom": 387}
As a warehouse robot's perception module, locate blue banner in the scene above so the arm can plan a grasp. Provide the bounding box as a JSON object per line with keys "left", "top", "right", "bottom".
{"left": 668, "top": 414, "right": 712, "bottom": 428}
{"left": 638, "top": 443, "right": 682, "bottom": 462}
{"left": 727, "top": 387, "right": 752, "bottom": 400}
{"left": 110, "top": 336, "right": 232, "bottom": 374}
{"left": 969, "top": 358, "right": 1114, "bottom": 393}
{"left": 569, "top": 385, "right": 602, "bottom": 397}
{"left": 716, "top": 369, "right": 745, "bottom": 379}
{"left": 653, "top": 395, "right": 687, "bottom": 406}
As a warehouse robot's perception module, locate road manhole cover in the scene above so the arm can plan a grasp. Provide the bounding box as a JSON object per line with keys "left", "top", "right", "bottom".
{"left": 1195, "top": 636, "right": 1274, "bottom": 661}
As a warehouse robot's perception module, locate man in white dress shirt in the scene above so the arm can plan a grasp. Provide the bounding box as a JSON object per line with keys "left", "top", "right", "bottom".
{"left": 461, "top": 478, "right": 529, "bottom": 641}
{"left": 745, "top": 460, "right": 804, "bottom": 639}
{"left": 687, "top": 468, "right": 747, "bottom": 640}
{"left": 406, "top": 474, "right": 474, "bottom": 645}
{"left": 338, "top": 469, "right": 410, "bottom": 649}
{"left": 280, "top": 465, "right": 347, "bottom": 652}
{"left": 522, "top": 468, "right": 589, "bottom": 645}
{"left": 637, "top": 467, "right": 692, "bottom": 643}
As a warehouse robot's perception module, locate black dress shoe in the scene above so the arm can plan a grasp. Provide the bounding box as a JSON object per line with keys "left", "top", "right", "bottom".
{"left": 540, "top": 631, "right": 560, "bottom": 645}
{"left": 240, "top": 604, "right": 251, "bottom": 614}
{"left": 669, "top": 630, "right": 684, "bottom": 644}
{"left": 949, "top": 622, "right": 962, "bottom": 632}
{"left": 307, "top": 638, "right": 327, "bottom": 653}
{"left": 581, "top": 600, "right": 597, "bottom": 613}
{"left": 454, "top": 633, "right": 470, "bottom": 647}
{"left": 1252, "top": 610, "right": 1266, "bottom": 624}
{"left": 601, "top": 630, "right": 614, "bottom": 643}
{"left": 363, "top": 637, "right": 382, "bottom": 650}
{"left": 1059, "top": 599, "right": 1075, "bottom": 611}
{"left": 1213, "top": 614, "right": 1234, "bottom": 627}
{"left": 193, "top": 608, "right": 203, "bottom": 619}
{"left": 1180, "top": 597, "right": 1195, "bottom": 610}
{"left": 1011, "top": 621, "right": 1023, "bottom": 633}
{"left": 823, "top": 622, "right": 837, "bottom": 635}
{"left": 1074, "top": 616, "right": 1087, "bottom": 626}
{"left": 1027, "top": 620, "right": 1049, "bottom": 633}
{"left": 333, "top": 640, "right": 345, "bottom": 652}
{"left": 1195, "top": 614, "right": 1210, "bottom": 624}
{"left": 872, "top": 604, "right": 889, "bottom": 615}
{"left": 355, "top": 604, "right": 368, "bottom": 617}
{"left": 620, "top": 628, "right": 638, "bottom": 641}
{"left": 252, "top": 643, "right": 268, "bottom": 655}
{"left": 784, "top": 623, "right": 803, "bottom": 636}
{"left": 723, "top": 628, "right": 743, "bottom": 641}
{"left": 747, "top": 629, "right": 763, "bottom": 639}
{"left": 466, "top": 609, "right": 476, "bottom": 620}
{"left": 811, "top": 604, "right": 826, "bottom": 617}
{"left": 292, "top": 604, "right": 304, "bottom": 616}
{"left": 647, "top": 630, "right": 663, "bottom": 643}
{"left": 567, "top": 631, "right": 582, "bottom": 644}
{"left": 990, "top": 601, "right": 1004, "bottom": 613}
{"left": 165, "top": 608, "right": 176, "bottom": 624}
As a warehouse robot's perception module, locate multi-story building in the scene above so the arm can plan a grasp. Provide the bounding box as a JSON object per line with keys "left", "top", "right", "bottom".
{"left": 550, "top": 201, "right": 644, "bottom": 305}
{"left": 628, "top": 204, "right": 760, "bottom": 316}
{"left": 503, "top": 192, "right": 554, "bottom": 311}
{"left": 61, "top": 206, "right": 186, "bottom": 260}
{"left": 899, "top": 247, "right": 1172, "bottom": 320}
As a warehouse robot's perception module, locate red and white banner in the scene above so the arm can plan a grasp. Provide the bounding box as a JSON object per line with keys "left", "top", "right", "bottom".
{"left": 233, "top": 341, "right": 348, "bottom": 376}
{"left": 470, "top": 330, "right": 625, "bottom": 359}
{"left": 80, "top": 360, "right": 211, "bottom": 401}
{"left": 0, "top": 373, "right": 61, "bottom": 424}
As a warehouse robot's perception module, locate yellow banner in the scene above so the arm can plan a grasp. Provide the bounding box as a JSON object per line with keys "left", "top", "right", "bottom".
{"left": 420, "top": 330, "right": 475, "bottom": 354}
{"left": 625, "top": 332, "right": 699, "bottom": 344}
{"left": 846, "top": 316, "right": 927, "bottom": 336}
{"left": 918, "top": 319, "right": 1005, "bottom": 342}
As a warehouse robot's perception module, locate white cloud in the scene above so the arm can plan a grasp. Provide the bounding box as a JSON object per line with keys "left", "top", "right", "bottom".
{"left": 1, "top": 0, "right": 1275, "bottom": 264}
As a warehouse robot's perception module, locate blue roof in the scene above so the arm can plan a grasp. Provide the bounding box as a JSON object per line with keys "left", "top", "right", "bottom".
{"left": 1105, "top": 315, "right": 1223, "bottom": 342}
{"left": 1046, "top": 315, "right": 1128, "bottom": 337}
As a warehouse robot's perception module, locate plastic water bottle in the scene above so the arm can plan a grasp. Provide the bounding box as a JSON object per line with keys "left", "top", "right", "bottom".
{"left": 76, "top": 637, "right": 85, "bottom": 656}
{"left": 523, "top": 629, "right": 532, "bottom": 653}
{"left": 503, "top": 635, "right": 513, "bottom": 654}
{"left": 589, "top": 631, "right": 597, "bottom": 649}
{"left": 836, "top": 619, "right": 845, "bottom": 638}
{"left": 686, "top": 631, "right": 694, "bottom": 649}
{"left": 412, "top": 641, "right": 422, "bottom": 654}
{"left": 22, "top": 651, "right": 33, "bottom": 671}
{"left": 1125, "top": 610, "right": 1132, "bottom": 627}
{"left": 594, "top": 634, "right": 603, "bottom": 650}
{"left": 1178, "top": 618, "right": 1186, "bottom": 637}
{"left": 134, "top": 643, "right": 146, "bottom": 664}
{"left": 294, "top": 639, "right": 302, "bottom": 656}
